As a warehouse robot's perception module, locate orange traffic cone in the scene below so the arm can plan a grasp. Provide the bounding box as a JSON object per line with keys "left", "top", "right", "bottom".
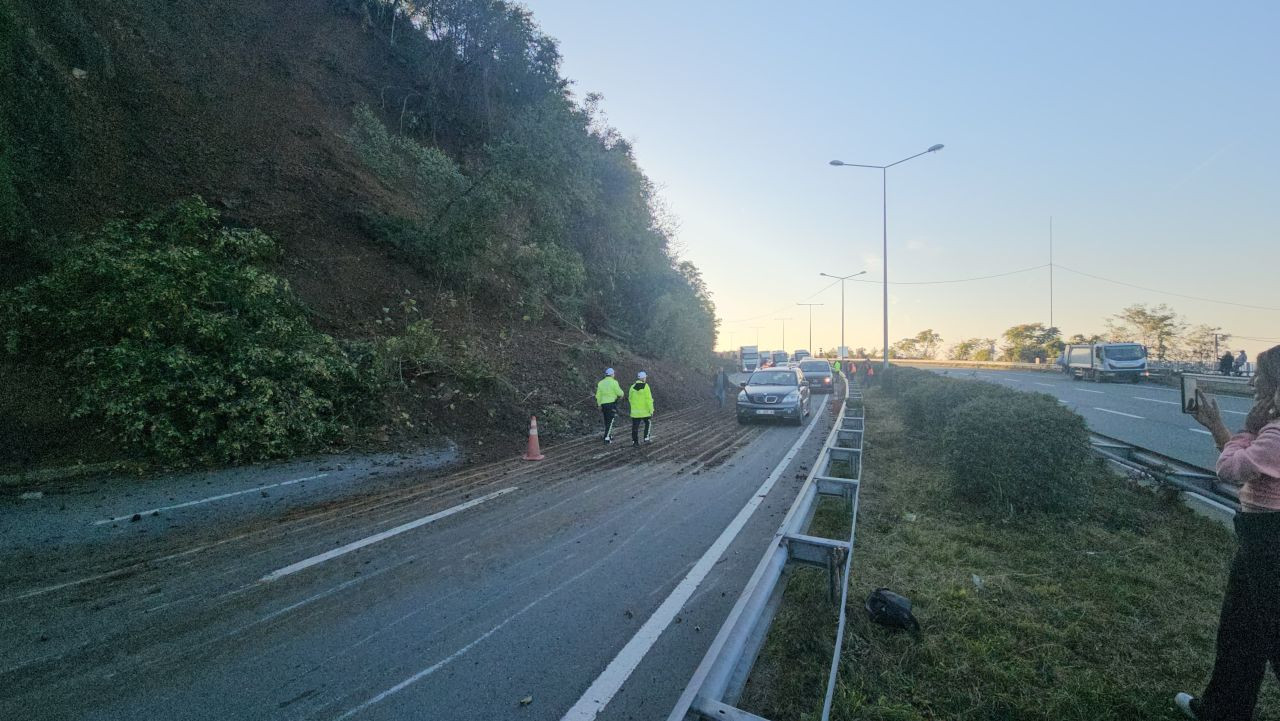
{"left": 522, "top": 416, "right": 545, "bottom": 461}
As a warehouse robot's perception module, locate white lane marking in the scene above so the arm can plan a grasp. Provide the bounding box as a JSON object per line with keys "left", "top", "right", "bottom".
{"left": 1033, "top": 382, "right": 1055, "bottom": 387}
{"left": 1190, "top": 428, "right": 1213, "bottom": 435}
{"left": 1093, "top": 407, "right": 1144, "bottom": 419}
{"left": 1076, "top": 389, "right": 1105, "bottom": 394}
{"left": 559, "top": 395, "right": 832, "bottom": 721}
{"left": 1223, "top": 409, "right": 1247, "bottom": 416}
{"left": 1133, "top": 396, "right": 1179, "bottom": 405}
{"left": 92, "top": 474, "right": 330, "bottom": 526}
{"left": 260, "top": 487, "right": 518, "bottom": 582}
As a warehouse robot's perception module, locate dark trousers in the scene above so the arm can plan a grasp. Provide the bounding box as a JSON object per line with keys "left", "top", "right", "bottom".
{"left": 1201, "top": 512, "right": 1280, "bottom": 720}
{"left": 631, "top": 417, "right": 651, "bottom": 444}
{"left": 600, "top": 402, "right": 617, "bottom": 439}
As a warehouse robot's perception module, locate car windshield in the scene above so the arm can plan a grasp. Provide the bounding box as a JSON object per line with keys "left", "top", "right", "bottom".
{"left": 1105, "top": 345, "right": 1145, "bottom": 361}
{"left": 748, "top": 371, "right": 796, "bottom": 386}
{"left": 799, "top": 361, "right": 830, "bottom": 372}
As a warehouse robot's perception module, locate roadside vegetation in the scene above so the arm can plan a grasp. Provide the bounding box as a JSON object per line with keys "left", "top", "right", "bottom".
{"left": 742, "top": 367, "right": 1277, "bottom": 720}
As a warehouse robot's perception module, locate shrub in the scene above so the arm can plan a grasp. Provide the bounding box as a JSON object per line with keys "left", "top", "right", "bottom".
{"left": 942, "top": 394, "right": 1093, "bottom": 515}
{"left": 378, "top": 319, "right": 445, "bottom": 386}
{"left": 0, "top": 198, "right": 373, "bottom": 465}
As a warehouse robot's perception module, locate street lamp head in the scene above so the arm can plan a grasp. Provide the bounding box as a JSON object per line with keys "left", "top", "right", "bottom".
{"left": 853, "top": 270, "right": 868, "bottom": 277}
{"left": 829, "top": 160, "right": 845, "bottom": 166}
{"left": 927, "top": 144, "right": 945, "bottom": 153}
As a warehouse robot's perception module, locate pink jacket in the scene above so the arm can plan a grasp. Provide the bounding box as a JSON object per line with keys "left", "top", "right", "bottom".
{"left": 1218, "top": 421, "right": 1280, "bottom": 511}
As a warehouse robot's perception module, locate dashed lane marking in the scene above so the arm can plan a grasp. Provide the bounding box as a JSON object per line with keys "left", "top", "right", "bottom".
{"left": 1076, "top": 389, "right": 1105, "bottom": 394}
{"left": 260, "top": 486, "right": 518, "bottom": 582}
{"left": 93, "top": 474, "right": 330, "bottom": 526}
{"left": 1133, "top": 396, "right": 1179, "bottom": 405}
{"left": 1190, "top": 428, "right": 1213, "bottom": 435}
{"left": 1093, "top": 407, "right": 1144, "bottom": 419}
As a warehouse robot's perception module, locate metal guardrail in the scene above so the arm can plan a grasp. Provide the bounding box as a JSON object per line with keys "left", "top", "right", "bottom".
{"left": 1088, "top": 431, "right": 1239, "bottom": 513}
{"left": 667, "top": 378, "right": 864, "bottom": 721}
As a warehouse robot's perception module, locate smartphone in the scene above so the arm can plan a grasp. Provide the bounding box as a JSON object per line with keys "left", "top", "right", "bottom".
{"left": 1181, "top": 375, "right": 1198, "bottom": 414}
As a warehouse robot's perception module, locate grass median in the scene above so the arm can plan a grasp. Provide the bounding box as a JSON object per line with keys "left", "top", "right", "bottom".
{"left": 740, "top": 386, "right": 1279, "bottom": 721}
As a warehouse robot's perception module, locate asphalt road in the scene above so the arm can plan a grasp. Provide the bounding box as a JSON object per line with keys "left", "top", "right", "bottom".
{"left": 0, "top": 396, "right": 836, "bottom": 720}
{"left": 928, "top": 367, "right": 1255, "bottom": 469}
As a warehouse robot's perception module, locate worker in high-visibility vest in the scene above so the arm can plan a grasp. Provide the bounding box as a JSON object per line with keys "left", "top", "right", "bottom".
{"left": 628, "top": 371, "right": 655, "bottom": 446}
{"left": 596, "top": 368, "right": 625, "bottom": 444}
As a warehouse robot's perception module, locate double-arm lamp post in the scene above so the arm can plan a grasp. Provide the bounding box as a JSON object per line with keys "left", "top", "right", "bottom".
{"left": 829, "top": 144, "right": 944, "bottom": 367}
{"left": 818, "top": 271, "right": 866, "bottom": 360}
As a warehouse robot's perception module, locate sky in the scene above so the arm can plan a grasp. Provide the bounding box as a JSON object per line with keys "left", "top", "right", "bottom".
{"left": 519, "top": 1, "right": 1279, "bottom": 357}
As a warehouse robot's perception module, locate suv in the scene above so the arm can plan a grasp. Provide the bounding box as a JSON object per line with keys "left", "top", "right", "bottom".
{"left": 798, "top": 359, "right": 835, "bottom": 392}
{"left": 736, "top": 366, "right": 811, "bottom": 425}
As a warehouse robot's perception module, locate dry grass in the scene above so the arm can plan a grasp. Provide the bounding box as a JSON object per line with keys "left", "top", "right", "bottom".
{"left": 741, "top": 389, "right": 1280, "bottom": 720}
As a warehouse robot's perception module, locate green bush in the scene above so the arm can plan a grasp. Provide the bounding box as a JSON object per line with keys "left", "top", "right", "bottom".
{"left": 0, "top": 198, "right": 373, "bottom": 465}
{"left": 942, "top": 394, "right": 1093, "bottom": 515}
{"left": 377, "top": 319, "right": 445, "bottom": 386}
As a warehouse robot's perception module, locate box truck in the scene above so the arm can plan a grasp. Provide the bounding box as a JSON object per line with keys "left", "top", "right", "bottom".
{"left": 740, "top": 346, "right": 760, "bottom": 372}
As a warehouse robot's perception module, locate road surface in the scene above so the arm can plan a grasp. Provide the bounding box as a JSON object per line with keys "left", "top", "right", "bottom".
{"left": 0, "top": 396, "right": 837, "bottom": 720}
{"left": 927, "top": 367, "right": 1254, "bottom": 469}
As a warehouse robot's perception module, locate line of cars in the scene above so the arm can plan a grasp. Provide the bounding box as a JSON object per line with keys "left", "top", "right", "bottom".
{"left": 735, "top": 356, "right": 837, "bottom": 425}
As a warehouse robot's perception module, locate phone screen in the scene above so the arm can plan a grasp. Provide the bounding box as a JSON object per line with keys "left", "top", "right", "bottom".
{"left": 1181, "top": 375, "right": 1198, "bottom": 414}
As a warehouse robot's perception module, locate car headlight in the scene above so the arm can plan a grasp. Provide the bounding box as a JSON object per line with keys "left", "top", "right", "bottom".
{"left": 823, "top": 377, "right": 831, "bottom": 384}
{"left": 784, "top": 391, "right": 800, "bottom": 402}
{"left": 738, "top": 391, "right": 748, "bottom": 401}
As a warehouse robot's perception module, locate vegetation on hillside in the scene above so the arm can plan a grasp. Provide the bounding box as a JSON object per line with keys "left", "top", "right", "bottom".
{"left": 0, "top": 0, "right": 719, "bottom": 469}
{"left": 1, "top": 199, "right": 375, "bottom": 465}
{"left": 337, "top": 0, "right": 717, "bottom": 362}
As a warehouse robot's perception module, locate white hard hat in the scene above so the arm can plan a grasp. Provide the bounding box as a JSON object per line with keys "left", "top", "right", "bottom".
{"left": 605, "top": 368, "right": 615, "bottom": 376}
{"left": 637, "top": 371, "right": 647, "bottom": 380}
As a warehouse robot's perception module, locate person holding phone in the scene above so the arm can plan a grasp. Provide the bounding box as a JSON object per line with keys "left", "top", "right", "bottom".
{"left": 1177, "top": 345, "right": 1280, "bottom": 719}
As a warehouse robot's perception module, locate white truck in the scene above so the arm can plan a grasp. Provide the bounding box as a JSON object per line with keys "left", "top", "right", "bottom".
{"left": 1063, "top": 342, "right": 1147, "bottom": 383}
{"left": 740, "top": 345, "right": 761, "bottom": 372}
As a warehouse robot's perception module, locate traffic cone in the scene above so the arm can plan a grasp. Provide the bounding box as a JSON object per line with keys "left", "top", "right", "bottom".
{"left": 522, "top": 415, "right": 545, "bottom": 461}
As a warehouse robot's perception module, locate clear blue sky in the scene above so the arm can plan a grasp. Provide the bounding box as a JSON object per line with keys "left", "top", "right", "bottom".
{"left": 520, "top": 1, "right": 1279, "bottom": 356}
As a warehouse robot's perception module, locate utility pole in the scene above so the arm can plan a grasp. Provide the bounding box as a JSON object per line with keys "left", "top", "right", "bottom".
{"left": 751, "top": 326, "right": 762, "bottom": 346}
{"left": 796, "top": 303, "right": 824, "bottom": 354}
{"left": 1049, "top": 216, "right": 1054, "bottom": 331}
{"left": 774, "top": 318, "right": 791, "bottom": 354}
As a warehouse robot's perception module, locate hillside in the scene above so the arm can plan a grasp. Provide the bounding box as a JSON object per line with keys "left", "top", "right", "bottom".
{"left": 0, "top": 0, "right": 717, "bottom": 471}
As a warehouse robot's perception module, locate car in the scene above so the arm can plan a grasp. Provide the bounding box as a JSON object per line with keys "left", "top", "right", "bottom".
{"left": 793, "top": 349, "right": 811, "bottom": 362}
{"left": 736, "top": 366, "right": 811, "bottom": 425}
{"left": 797, "top": 359, "right": 835, "bottom": 392}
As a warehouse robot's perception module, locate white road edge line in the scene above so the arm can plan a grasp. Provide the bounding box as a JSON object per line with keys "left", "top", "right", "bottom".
{"left": 260, "top": 486, "right": 518, "bottom": 582}
{"left": 1190, "top": 428, "right": 1213, "bottom": 435}
{"left": 1223, "top": 409, "right": 1248, "bottom": 416}
{"left": 92, "top": 474, "right": 330, "bottom": 526}
{"left": 558, "top": 395, "right": 832, "bottom": 721}
{"left": 1093, "top": 407, "right": 1145, "bottom": 419}
{"left": 1033, "top": 382, "right": 1055, "bottom": 387}
{"left": 1076, "top": 389, "right": 1105, "bottom": 394}
{"left": 1133, "top": 396, "right": 1179, "bottom": 405}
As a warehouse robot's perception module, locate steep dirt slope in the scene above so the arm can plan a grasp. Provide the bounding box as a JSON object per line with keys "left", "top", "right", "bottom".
{"left": 1, "top": 0, "right": 715, "bottom": 471}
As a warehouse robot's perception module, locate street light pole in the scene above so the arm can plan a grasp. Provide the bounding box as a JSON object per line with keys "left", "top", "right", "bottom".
{"left": 775, "top": 317, "right": 790, "bottom": 354}
{"left": 796, "top": 303, "right": 823, "bottom": 354}
{"left": 818, "top": 271, "right": 866, "bottom": 359}
{"left": 830, "top": 144, "right": 944, "bottom": 368}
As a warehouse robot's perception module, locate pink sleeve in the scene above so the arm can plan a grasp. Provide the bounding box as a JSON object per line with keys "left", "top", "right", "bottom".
{"left": 1217, "top": 426, "right": 1280, "bottom": 483}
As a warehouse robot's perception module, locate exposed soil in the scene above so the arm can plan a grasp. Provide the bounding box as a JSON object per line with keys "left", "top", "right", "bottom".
{"left": 1, "top": 0, "right": 716, "bottom": 474}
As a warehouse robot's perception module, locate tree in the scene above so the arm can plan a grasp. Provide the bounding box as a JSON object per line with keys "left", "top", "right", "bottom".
{"left": 1000, "top": 323, "right": 1061, "bottom": 363}
{"left": 1107, "top": 304, "right": 1184, "bottom": 360}
{"left": 853, "top": 346, "right": 868, "bottom": 358}
{"left": 949, "top": 337, "right": 995, "bottom": 361}
{"left": 913, "top": 329, "right": 942, "bottom": 359}
{"left": 1067, "top": 333, "right": 1103, "bottom": 345}
{"left": 1182, "top": 325, "right": 1229, "bottom": 366}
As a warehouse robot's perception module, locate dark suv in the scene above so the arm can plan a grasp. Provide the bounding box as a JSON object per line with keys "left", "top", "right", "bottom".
{"left": 798, "top": 359, "right": 835, "bottom": 393}
{"left": 736, "top": 367, "right": 811, "bottom": 425}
